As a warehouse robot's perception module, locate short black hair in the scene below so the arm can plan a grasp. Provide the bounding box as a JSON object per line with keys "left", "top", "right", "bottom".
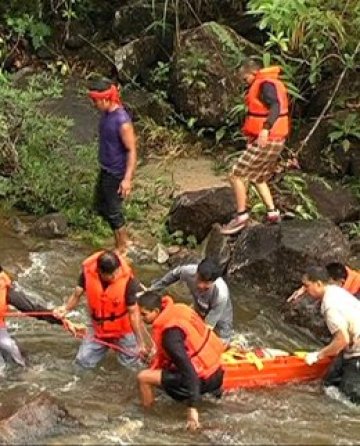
{"left": 138, "top": 290, "right": 163, "bottom": 311}
{"left": 88, "top": 78, "right": 113, "bottom": 92}
{"left": 303, "top": 266, "right": 330, "bottom": 283}
{"left": 197, "top": 258, "right": 221, "bottom": 282}
{"left": 97, "top": 251, "right": 120, "bottom": 275}
{"left": 326, "top": 262, "right": 348, "bottom": 281}
{"left": 239, "top": 58, "right": 262, "bottom": 75}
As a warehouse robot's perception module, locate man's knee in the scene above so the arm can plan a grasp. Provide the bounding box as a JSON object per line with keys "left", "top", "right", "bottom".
{"left": 75, "top": 348, "right": 100, "bottom": 369}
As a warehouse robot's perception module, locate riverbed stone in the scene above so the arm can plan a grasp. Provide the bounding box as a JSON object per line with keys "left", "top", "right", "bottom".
{"left": 0, "top": 393, "right": 74, "bottom": 444}
{"left": 226, "top": 219, "right": 350, "bottom": 298}
{"left": 167, "top": 186, "right": 236, "bottom": 243}
{"left": 30, "top": 213, "right": 68, "bottom": 238}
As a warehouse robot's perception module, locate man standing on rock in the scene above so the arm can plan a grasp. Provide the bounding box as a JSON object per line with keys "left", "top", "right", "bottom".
{"left": 302, "top": 266, "right": 360, "bottom": 404}
{"left": 221, "top": 59, "right": 289, "bottom": 235}
{"left": 149, "top": 258, "right": 233, "bottom": 345}
{"left": 88, "top": 79, "right": 137, "bottom": 254}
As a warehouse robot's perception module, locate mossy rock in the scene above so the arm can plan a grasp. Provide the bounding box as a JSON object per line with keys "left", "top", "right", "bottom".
{"left": 170, "top": 22, "right": 257, "bottom": 128}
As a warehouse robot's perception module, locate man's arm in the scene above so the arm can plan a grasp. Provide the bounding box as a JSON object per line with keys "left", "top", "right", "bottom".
{"left": 257, "top": 81, "right": 281, "bottom": 147}
{"left": 204, "top": 290, "right": 228, "bottom": 329}
{"left": 119, "top": 122, "right": 137, "bottom": 198}
{"left": 125, "top": 277, "right": 146, "bottom": 353}
{"left": 318, "top": 330, "right": 349, "bottom": 359}
{"left": 8, "top": 286, "right": 62, "bottom": 325}
{"left": 150, "top": 266, "right": 184, "bottom": 290}
{"left": 162, "top": 327, "right": 201, "bottom": 406}
{"left": 53, "top": 286, "right": 84, "bottom": 318}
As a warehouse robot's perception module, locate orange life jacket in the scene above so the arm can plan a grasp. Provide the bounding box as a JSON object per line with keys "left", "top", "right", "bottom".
{"left": 0, "top": 271, "right": 11, "bottom": 328}
{"left": 242, "top": 66, "right": 289, "bottom": 140}
{"left": 344, "top": 267, "right": 360, "bottom": 295}
{"left": 151, "top": 296, "right": 225, "bottom": 379}
{"left": 83, "top": 251, "right": 134, "bottom": 338}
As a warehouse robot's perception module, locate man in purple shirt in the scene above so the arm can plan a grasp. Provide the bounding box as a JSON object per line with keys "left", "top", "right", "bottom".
{"left": 88, "top": 80, "right": 137, "bottom": 254}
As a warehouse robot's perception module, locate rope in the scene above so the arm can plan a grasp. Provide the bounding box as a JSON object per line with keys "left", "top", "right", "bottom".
{"left": 5, "top": 310, "right": 155, "bottom": 359}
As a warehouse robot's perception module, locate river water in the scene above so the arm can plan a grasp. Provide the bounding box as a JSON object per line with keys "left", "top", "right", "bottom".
{"left": 1, "top": 219, "right": 360, "bottom": 445}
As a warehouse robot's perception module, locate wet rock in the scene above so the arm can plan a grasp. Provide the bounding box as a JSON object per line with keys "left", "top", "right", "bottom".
{"left": 166, "top": 248, "right": 201, "bottom": 269}
{"left": 170, "top": 22, "right": 253, "bottom": 127}
{"left": 115, "top": 36, "right": 162, "bottom": 83}
{"left": 283, "top": 296, "right": 331, "bottom": 343}
{"left": 203, "top": 224, "right": 232, "bottom": 274}
{"left": 0, "top": 393, "right": 74, "bottom": 444}
{"left": 152, "top": 243, "right": 169, "bottom": 264}
{"left": 30, "top": 213, "right": 68, "bottom": 238}
{"left": 306, "top": 178, "right": 360, "bottom": 224}
{"left": 8, "top": 216, "right": 29, "bottom": 234}
{"left": 114, "top": 1, "right": 157, "bottom": 39}
{"left": 167, "top": 186, "right": 236, "bottom": 243}
{"left": 226, "top": 219, "right": 350, "bottom": 298}
{"left": 126, "top": 245, "right": 153, "bottom": 264}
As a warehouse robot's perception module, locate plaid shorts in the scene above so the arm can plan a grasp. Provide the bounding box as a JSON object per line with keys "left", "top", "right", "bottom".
{"left": 232, "top": 138, "right": 285, "bottom": 183}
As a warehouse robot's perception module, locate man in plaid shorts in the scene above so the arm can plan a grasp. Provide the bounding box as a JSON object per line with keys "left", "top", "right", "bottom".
{"left": 221, "top": 59, "right": 290, "bottom": 235}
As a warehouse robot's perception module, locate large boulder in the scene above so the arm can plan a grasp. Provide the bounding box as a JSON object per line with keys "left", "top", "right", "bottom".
{"left": 0, "top": 393, "right": 74, "bottom": 444}
{"left": 167, "top": 186, "right": 236, "bottom": 243}
{"left": 283, "top": 296, "right": 330, "bottom": 343}
{"left": 114, "top": 36, "right": 163, "bottom": 82}
{"left": 205, "top": 219, "right": 350, "bottom": 298}
{"left": 306, "top": 177, "right": 360, "bottom": 224}
{"left": 170, "top": 22, "right": 254, "bottom": 127}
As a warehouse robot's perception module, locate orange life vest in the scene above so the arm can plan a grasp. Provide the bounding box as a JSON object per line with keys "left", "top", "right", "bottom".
{"left": 344, "top": 267, "right": 360, "bottom": 295}
{"left": 151, "top": 296, "right": 225, "bottom": 379}
{"left": 0, "top": 271, "right": 11, "bottom": 328}
{"left": 242, "top": 66, "right": 289, "bottom": 140}
{"left": 83, "top": 251, "right": 134, "bottom": 338}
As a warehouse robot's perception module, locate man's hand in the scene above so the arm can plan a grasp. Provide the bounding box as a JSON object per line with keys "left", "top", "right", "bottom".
{"left": 63, "top": 320, "right": 87, "bottom": 337}
{"left": 53, "top": 305, "right": 68, "bottom": 319}
{"left": 287, "top": 286, "right": 306, "bottom": 303}
{"left": 305, "top": 351, "right": 319, "bottom": 366}
{"left": 118, "top": 178, "right": 132, "bottom": 198}
{"left": 257, "top": 128, "right": 269, "bottom": 148}
{"left": 186, "top": 407, "right": 200, "bottom": 431}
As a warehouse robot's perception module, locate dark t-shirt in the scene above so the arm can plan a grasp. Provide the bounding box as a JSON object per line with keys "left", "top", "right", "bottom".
{"left": 78, "top": 272, "right": 139, "bottom": 306}
{"left": 99, "top": 107, "right": 132, "bottom": 176}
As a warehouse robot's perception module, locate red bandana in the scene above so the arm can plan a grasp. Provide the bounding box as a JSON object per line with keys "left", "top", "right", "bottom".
{"left": 88, "top": 84, "right": 121, "bottom": 105}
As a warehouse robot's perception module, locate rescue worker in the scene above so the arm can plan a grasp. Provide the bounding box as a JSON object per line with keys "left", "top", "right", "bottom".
{"left": 221, "top": 59, "right": 289, "bottom": 235}
{"left": 137, "top": 291, "right": 225, "bottom": 431}
{"left": 288, "top": 262, "right": 360, "bottom": 302}
{"left": 149, "top": 258, "right": 233, "bottom": 345}
{"left": 54, "top": 250, "right": 146, "bottom": 368}
{"left": 302, "top": 266, "right": 360, "bottom": 404}
{"left": 88, "top": 79, "right": 137, "bottom": 254}
{"left": 0, "top": 265, "right": 76, "bottom": 368}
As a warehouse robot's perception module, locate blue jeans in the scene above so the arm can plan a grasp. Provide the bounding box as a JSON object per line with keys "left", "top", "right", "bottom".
{"left": 75, "top": 328, "right": 140, "bottom": 369}
{"left": 0, "top": 328, "right": 25, "bottom": 367}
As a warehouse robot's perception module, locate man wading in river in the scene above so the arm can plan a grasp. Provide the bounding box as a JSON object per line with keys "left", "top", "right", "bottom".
{"left": 88, "top": 79, "right": 137, "bottom": 254}
{"left": 0, "top": 266, "right": 76, "bottom": 368}
{"left": 302, "top": 266, "right": 360, "bottom": 404}
{"left": 137, "top": 291, "right": 224, "bottom": 431}
{"left": 221, "top": 59, "right": 289, "bottom": 235}
{"left": 54, "top": 250, "right": 146, "bottom": 368}
{"left": 149, "top": 258, "right": 233, "bottom": 345}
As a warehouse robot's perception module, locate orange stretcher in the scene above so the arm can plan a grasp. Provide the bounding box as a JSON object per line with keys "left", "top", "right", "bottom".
{"left": 221, "top": 347, "right": 332, "bottom": 391}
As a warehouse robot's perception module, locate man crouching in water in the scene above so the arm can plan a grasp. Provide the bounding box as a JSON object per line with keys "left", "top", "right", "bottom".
{"left": 302, "top": 266, "right": 360, "bottom": 404}
{"left": 137, "top": 291, "right": 225, "bottom": 431}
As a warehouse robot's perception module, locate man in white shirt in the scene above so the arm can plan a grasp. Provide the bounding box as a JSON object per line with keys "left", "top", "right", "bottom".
{"left": 301, "top": 266, "right": 360, "bottom": 404}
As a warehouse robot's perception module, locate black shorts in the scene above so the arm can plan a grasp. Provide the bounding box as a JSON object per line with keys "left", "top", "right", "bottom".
{"left": 161, "top": 367, "right": 224, "bottom": 402}
{"left": 324, "top": 353, "right": 360, "bottom": 404}
{"left": 94, "top": 169, "right": 125, "bottom": 230}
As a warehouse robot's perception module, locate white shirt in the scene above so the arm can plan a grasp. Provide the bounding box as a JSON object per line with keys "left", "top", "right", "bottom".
{"left": 321, "top": 285, "right": 360, "bottom": 358}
